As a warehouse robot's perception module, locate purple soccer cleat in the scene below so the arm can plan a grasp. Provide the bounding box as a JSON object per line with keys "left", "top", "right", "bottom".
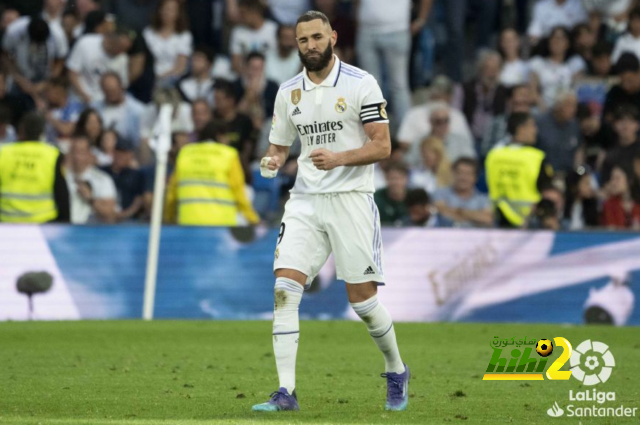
{"left": 252, "top": 387, "right": 299, "bottom": 412}
{"left": 381, "top": 364, "right": 410, "bottom": 411}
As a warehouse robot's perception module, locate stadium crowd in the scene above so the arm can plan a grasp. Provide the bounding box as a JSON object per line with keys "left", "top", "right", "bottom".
{"left": 1, "top": 0, "right": 640, "bottom": 230}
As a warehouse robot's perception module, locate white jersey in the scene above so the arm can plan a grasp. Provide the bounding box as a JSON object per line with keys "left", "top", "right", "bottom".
{"left": 269, "top": 56, "right": 389, "bottom": 194}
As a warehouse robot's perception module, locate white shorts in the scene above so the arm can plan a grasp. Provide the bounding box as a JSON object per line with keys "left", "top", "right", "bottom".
{"left": 273, "top": 192, "right": 385, "bottom": 287}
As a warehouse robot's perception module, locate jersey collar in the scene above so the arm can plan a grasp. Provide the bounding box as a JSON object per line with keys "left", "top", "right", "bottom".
{"left": 302, "top": 55, "right": 341, "bottom": 91}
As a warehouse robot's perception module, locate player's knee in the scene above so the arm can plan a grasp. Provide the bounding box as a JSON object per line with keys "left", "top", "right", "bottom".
{"left": 274, "top": 277, "right": 304, "bottom": 310}
{"left": 274, "top": 268, "right": 307, "bottom": 286}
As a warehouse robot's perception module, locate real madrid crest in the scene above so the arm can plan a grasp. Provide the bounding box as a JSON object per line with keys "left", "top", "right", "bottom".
{"left": 335, "top": 97, "right": 347, "bottom": 113}
{"left": 291, "top": 89, "right": 301, "bottom": 105}
{"left": 275, "top": 247, "right": 279, "bottom": 259}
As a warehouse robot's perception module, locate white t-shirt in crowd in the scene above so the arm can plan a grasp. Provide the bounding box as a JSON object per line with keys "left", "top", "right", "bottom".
{"left": 65, "top": 34, "right": 129, "bottom": 102}
{"left": 500, "top": 59, "right": 530, "bottom": 87}
{"left": 581, "top": 0, "right": 631, "bottom": 17}
{"left": 270, "top": 57, "right": 389, "bottom": 194}
{"left": 211, "top": 55, "right": 236, "bottom": 81}
{"left": 527, "top": 0, "right": 588, "bottom": 39}
{"left": 140, "top": 102, "right": 194, "bottom": 139}
{"left": 142, "top": 28, "right": 193, "bottom": 77}
{"left": 357, "top": 0, "right": 411, "bottom": 33}
{"left": 179, "top": 77, "right": 214, "bottom": 105}
{"left": 267, "top": 0, "right": 311, "bottom": 25}
{"left": 612, "top": 33, "right": 640, "bottom": 63}
{"left": 528, "top": 56, "right": 585, "bottom": 107}
{"left": 265, "top": 50, "right": 301, "bottom": 85}
{"left": 229, "top": 20, "right": 278, "bottom": 57}
{"left": 67, "top": 167, "right": 117, "bottom": 224}
{"left": 2, "top": 16, "right": 68, "bottom": 81}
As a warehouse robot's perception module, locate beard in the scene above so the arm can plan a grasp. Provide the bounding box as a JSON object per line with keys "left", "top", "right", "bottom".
{"left": 299, "top": 43, "right": 333, "bottom": 72}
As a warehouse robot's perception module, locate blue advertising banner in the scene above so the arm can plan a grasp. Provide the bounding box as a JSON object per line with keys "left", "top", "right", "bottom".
{"left": 0, "top": 225, "right": 638, "bottom": 325}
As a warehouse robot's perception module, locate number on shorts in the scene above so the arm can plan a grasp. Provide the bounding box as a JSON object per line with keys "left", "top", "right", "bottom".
{"left": 278, "top": 222, "right": 286, "bottom": 245}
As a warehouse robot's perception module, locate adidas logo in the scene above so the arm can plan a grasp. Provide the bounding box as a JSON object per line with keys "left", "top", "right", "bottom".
{"left": 292, "top": 107, "right": 301, "bottom": 116}
{"left": 364, "top": 266, "right": 375, "bottom": 275}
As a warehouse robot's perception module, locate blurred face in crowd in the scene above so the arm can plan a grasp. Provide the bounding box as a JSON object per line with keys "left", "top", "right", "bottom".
{"left": 619, "top": 70, "right": 640, "bottom": 94}
{"left": 630, "top": 16, "right": 640, "bottom": 37}
{"left": 510, "top": 85, "right": 533, "bottom": 112}
{"left": 62, "top": 13, "right": 78, "bottom": 40}
{"left": 574, "top": 27, "right": 595, "bottom": 52}
{"left": 541, "top": 188, "right": 564, "bottom": 218}
{"left": 453, "top": 162, "right": 477, "bottom": 194}
{"left": 70, "top": 137, "right": 94, "bottom": 173}
{"left": 214, "top": 89, "right": 235, "bottom": 114}
{"left": 408, "top": 203, "right": 430, "bottom": 225}
{"left": 430, "top": 109, "right": 450, "bottom": 139}
{"left": 76, "top": 0, "right": 98, "bottom": 18}
{"left": 245, "top": 56, "right": 265, "bottom": 80}
{"left": 515, "top": 117, "right": 538, "bottom": 144}
{"left": 554, "top": 94, "right": 577, "bottom": 123}
{"left": 1, "top": 9, "right": 19, "bottom": 30}
{"left": 101, "top": 75, "right": 124, "bottom": 105}
{"left": 385, "top": 168, "right": 408, "bottom": 201}
{"left": 296, "top": 19, "right": 336, "bottom": 72}
{"left": 45, "top": 0, "right": 67, "bottom": 14}
{"left": 549, "top": 28, "right": 569, "bottom": 59}
{"left": 614, "top": 115, "right": 639, "bottom": 145}
{"left": 84, "top": 112, "right": 103, "bottom": 142}
{"left": 45, "top": 84, "right": 67, "bottom": 108}
{"left": 421, "top": 143, "right": 441, "bottom": 171}
{"left": 239, "top": 5, "right": 264, "bottom": 29}
{"left": 159, "top": 0, "right": 180, "bottom": 28}
{"left": 191, "top": 52, "right": 211, "bottom": 78}
{"left": 577, "top": 174, "right": 595, "bottom": 199}
{"left": 113, "top": 148, "right": 133, "bottom": 170}
{"left": 278, "top": 26, "right": 297, "bottom": 56}
{"left": 499, "top": 28, "right": 520, "bottom": 60}
{"left": 591, "top": 54, "right": 611, "bottom": 77}
{"left": 191, "top": 101, "right": 211, "bottom": 132}
{"left": 580, "top": 113, "right": 600, "bottom": 136}
{"left": 100, "top": 130, "right": 117, "bottom": 155}
{"left": 480, "top": 55, "right": 501, "bottom": 86}
{"left": 609, "top": 167, "right": 629, "bottom": 196}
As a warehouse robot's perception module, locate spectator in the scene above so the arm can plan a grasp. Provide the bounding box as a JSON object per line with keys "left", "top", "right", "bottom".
{"left": 374, "top": 161, "right": 410, "bottom": 226}
{"left": 66, "top": 135, "right": 119, "bottom": 224}
{"left": 104, "top": 0, "right": 158, "bottom": 34}
{"left": 229, "top": 0, "right": 278, "bottom": 74}
{"left": 143, "top": 0, "right": 192, "bottom": 88}
{"left": 190, "top": 98, "right": 212, "bottom": 142}
{"left": 0, "top": 104, "right": 16, "bottom": 143}
{"left": 178, "top": 46, "right": 214, "bottom": 104}
{"left": 458, "top": 50, "right": 507, "bottom": 143}
{"left": 540, "top": 185, "right": 569, "bottom": 229}
{"left": 163, "top": 120, "right": 260, "bottom": 226}
{"left": 43, "top": 76, "right": 85, "bottom": 143}
{"left": 100, "top": 137, "right": 144, "bottom": 221}
{"left": 42, "top": 0, "right": 66, "bottom": 29}
{"left": 410, "top": 136, "right": 452, "bottom": 194}
{"left": 428, "top": 106, "right": 476, "bottom": 163}
{"left": 355, "top": 0, "right": 414, "bottom": 119}
{"left": 0, "top": 69, "right": 25, "bottom": 127}
{"left": 574, "top": 42, "right": 616, "bottom": 115}
{"left": 536, "top": 91, "right": 581, "bottom": 173}
{"left": 397, "top": 75, "right": 474, "bottom": 165}
{"left": 66, "top": 30, "right": 130, "bottom": 103}
{"left": 564, "top": 165, "right": 600, "bottom": 229}
{"left": 235, "top": 52, "right": 279, "bottom": 131}
{"left": 60, "top": 10, "right": 79, "bottom": 48}
{"left": 73, "top": 0, "right": 101, "bottom": 37}
{"left": 93, "top": 72, "right": 145, "bottom": 147}
{"left": 577, "top": 103, "right": 610, "bottom": 168}
{"left": 0, "top": 9, "right": 20, "bottom": 44}
{"left": 2, "top": 17, "right": 68, "bottom": 107}
{"left": 527, "top": 0, "right": 588, "bottom": 45}
{"left": 267, "top": 0, "right": 311, "bottom": 25}
{"left": 315, "top": 0, "right": 356, "bottom": 64}
{"left": 486, "top": 112, "right": 554, "bottom": 228}
{"left": 529, "top": 198, "right": 562, "bottom": 230}
{"left": 571, "top": 23, "right": 596, "bottom": 65}
{"left": 432, "top": 158, "right": 493, "bottom": 227}
{"left": 83, "top": 10, "right": 114, "bottom": 35}
{"left": 0, "top": 112, "right": 69, "bottom": 223}
{"left": 213, "top": 80, "right": 256, "bottom": 182}
{"left": 601, "top": 105, "right": 640, "bottom": 184}
{"left": 612, "top": 7, "right": 640, "bottom": 63}
{"left": 98, "top": 129, "right": 118, "bottom": 166}
{"left": 603, "top": 53, "right": 640, "bottom": 121}
{"left": 529, "top": 26, "right": 585, "bottom": 109}
{"left": 482, "top": 84, "right": 535, "bottom": 157}
{"left": 74, "top": 108, "right": 112, "bottom": 166}
{"left": 402, "top": 188, "right": 451, "bottom": 228}
{"left": 498, "top": 27, "right": 530, "bottom": 87}
{"left": 601, "top": 166, "right": 640, "bottom": 228}
{"left": 265, "top": 25, "right": 300, "bottom": 85}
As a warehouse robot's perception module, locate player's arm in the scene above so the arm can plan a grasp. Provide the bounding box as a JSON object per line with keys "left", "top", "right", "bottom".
{"left": 260, "top": 90, "right": 296, "bottom": 178}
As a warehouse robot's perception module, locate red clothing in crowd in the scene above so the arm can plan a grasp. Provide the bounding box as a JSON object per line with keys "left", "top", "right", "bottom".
{"left": 601, "top": 195, "right": 640, "bottom": 228}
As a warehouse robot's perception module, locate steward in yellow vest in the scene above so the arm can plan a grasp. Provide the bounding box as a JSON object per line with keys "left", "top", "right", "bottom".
{"left": 164, "top": 121, "right": 260, "bottom": 226}
{"left": 0, "top": 113, "right": 70, "bottom": 223}
{"left": 485, "top": 112, "right": 554, "bottom": 228}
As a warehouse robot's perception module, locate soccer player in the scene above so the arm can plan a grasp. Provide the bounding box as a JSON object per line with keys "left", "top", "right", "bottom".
{"left": 251, "top": 10, "right": 409, "bottom": 412}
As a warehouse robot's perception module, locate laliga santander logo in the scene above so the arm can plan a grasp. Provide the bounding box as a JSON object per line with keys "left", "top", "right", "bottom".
{"left": 570, "top": 340, "right": 615, "bottom": 386}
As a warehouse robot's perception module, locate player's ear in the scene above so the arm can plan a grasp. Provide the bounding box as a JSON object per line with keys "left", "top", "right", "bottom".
{"left": 331, "top": 30, "right": 337, "bottom": 47}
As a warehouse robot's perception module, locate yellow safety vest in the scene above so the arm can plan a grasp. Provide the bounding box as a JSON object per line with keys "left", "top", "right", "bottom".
{"left": 175, "top": 142, "right": 240, "bottom": 226}
{"left": 0, "top": 142, "right": 60, "bottom": 223}
{"left": 485, "top": 144, "right": 545, "bottom": 227}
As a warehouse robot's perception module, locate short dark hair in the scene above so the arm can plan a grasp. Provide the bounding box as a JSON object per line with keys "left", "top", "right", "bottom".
{"left": 199, "top": 120, "right": 227, "bottom": 141}
{"left": 508, "top": 84, "right": 529, "bottom": 99}
{"left": 592, "top": 41, "right": 613, "bottom": 58}
{"left": 28, "top": 18, "right": 50, "bottom": 44}
{"left": 613, "top": 104, "right": 639, "bottom": 122}
{"left": 47, "top": 76, "right": 70, "bottom": 89}
{"left": 615, "top": 52, "right": 640, "bottom": 74}
{"left": 194, "top": 45, "right": 215, "bottom": 63}
{"left": 296, "top": 10, "right": 331, "bottom": 29}
{"left": 405, "top": 188, "right": 431, "bottom": 208}
{"left": 453, "top": 157, "right": 478, "bottom": 172}
{"left": 213, "top": 79, "right": 238, "bottom": 103}
{"left": 84, "top": 10, "right": 107, "bottom": 34}
{"left": 246, "top": 51, "right": 265, "bottom": 64}
{"left": 19, "top": 112, "right": 46, "bottom": 140}
{"left": 630, "top": 7, "right": 640, "bottom": 21}
{"left": 239, "top": 0, "right": 266, "bottom": 13}
{"left": 100, "top": 71, "right": 123, "bottom": 86}
{"left": 507, "top": 112, "right": 532, "bottom": 136}
{"left": 277, "top": 24, "right": 295, "bottom": 38}
{"left": 151, "top": 0, "right": 189, "bottom": 33}
{"left": 385, "top": 161, "right": 409, "bottom": 176}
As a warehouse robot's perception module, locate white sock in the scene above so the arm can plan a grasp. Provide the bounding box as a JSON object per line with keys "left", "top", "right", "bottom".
{"left": 272, "top": 277, "right": 303, "bottom": 394}
{"left": 351, "top": 295, "right": 405, "bottom": 374}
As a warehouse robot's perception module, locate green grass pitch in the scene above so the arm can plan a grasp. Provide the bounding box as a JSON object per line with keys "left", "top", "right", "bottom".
{"left": 1, "top": 321, "right": 638, "bottom": 425}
